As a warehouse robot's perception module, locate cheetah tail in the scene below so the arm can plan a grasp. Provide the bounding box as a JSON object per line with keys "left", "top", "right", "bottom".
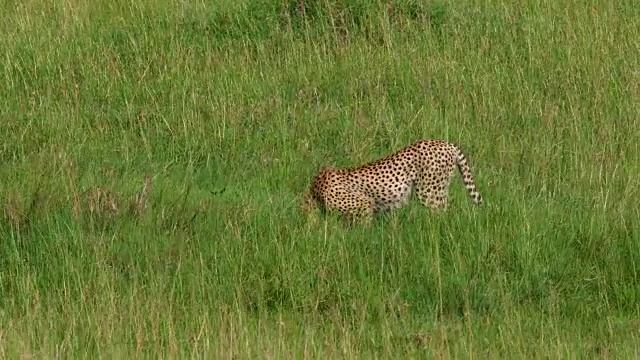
{"left": 456, "top": 150, "right": 483, "bottom": 205}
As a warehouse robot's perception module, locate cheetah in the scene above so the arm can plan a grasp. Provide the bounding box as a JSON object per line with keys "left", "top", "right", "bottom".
{"left": 303, "top": 139, "right": 482, "bottom": 223}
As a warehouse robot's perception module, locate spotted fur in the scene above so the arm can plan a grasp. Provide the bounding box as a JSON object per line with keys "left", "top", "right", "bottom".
{"left": 303, "top": 140, "right": 482, "bottom": 223}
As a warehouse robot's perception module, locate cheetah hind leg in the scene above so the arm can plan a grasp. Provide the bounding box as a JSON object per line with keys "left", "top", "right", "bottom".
{"left": 415, "top": 184, "right": 439, "bottom": 211}
{"left": 415, "top": 177, "right": 453, "bottom": 211}
{"left": 435, "top": 165, "right": 457, "bottom": 211}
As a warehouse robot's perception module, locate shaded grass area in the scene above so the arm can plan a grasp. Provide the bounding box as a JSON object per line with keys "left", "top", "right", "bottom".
{"left": 0, "top": 0, "right": 639, "bottom": 357}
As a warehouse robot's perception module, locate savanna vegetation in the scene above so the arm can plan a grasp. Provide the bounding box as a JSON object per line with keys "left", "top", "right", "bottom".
{"left": 0, "top": 0, "right": 638, "bottom": 357}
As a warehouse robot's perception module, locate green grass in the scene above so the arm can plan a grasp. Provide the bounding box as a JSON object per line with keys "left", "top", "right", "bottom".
{"left": 1, "top": 0, "right": 639, "bottom": 357}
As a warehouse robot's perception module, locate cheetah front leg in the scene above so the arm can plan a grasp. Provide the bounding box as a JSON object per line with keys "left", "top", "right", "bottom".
{"left": 327, "top": 191, "right": 375, "bottom": 225}
{"left": 343, "top": 199, "right": 375, "bottom": 225}
{"left": 302, "top": 189, "right": 318, "bottom": 213}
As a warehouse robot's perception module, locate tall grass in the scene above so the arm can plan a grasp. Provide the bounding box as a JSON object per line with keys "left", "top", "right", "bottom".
{"left": 1, "top": 0, "right": 638, "bottom": 357}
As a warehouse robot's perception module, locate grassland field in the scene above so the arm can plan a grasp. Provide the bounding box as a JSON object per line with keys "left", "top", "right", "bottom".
{"left": 0, "top": 0, "right": 638, "bottom": 358}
